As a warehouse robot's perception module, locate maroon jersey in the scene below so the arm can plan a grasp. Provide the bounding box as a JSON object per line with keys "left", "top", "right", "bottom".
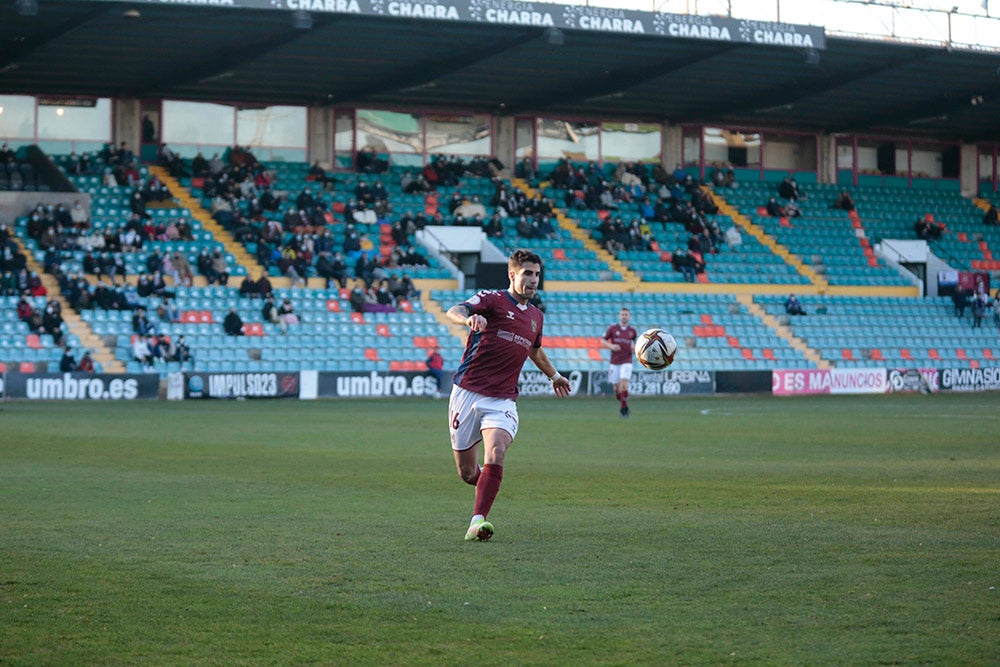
{"left": 453, "top": 289, "right": 544, "bottom": 399}
{"left": 604, "top": 323, "right": 637, "bottom": 365}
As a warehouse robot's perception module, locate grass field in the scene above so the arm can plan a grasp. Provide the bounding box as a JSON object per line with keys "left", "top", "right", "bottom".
{"left": 2, "top": 393, "right": 998, "bottom": 666}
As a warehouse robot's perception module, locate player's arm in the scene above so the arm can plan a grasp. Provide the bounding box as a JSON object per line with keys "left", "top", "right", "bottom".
{"left": 529, "top": 346, "right": 570, "bottom": 398}
{"left": 447, "top": 303, "right": 486, "bottom": 332}
{"left": 599, "top": 327, "right": 620, "bottom": 351}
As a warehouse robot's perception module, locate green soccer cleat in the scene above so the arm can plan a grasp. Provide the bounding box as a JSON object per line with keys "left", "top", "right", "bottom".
{"left": 464, "top": 519, "right": 494, "bottom": 542}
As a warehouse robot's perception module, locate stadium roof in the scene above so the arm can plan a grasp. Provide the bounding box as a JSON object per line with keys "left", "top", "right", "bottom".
{"left": 2, "top": 0, "right": 1000, "bottom": 143}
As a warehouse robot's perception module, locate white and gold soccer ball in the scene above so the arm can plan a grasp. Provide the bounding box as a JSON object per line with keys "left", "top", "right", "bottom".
{"left": 635, "top": 328, "right": 677, "bottom": 371}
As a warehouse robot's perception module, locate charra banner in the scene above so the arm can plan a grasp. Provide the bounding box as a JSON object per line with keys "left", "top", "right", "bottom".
{"left": 72, "top": 0, "right": 826, "bottom": 49}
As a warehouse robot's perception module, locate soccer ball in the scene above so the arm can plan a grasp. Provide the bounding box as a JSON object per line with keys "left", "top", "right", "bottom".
{"left": 635, "top": 328, "right": 677, "bottom": 370}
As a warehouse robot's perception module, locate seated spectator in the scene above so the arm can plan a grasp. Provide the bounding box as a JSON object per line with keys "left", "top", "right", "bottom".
{"left": 148, "top": 335, "right": 165, "bottom": 365}
{"left": 914, "top": 214, "right": 943, "bottom": 241}
{"left": 170, "top": 252, "right": 194, "bottom": 286}
{"left": 389, "top": 273, "right": 418, "bottom": 302}
{"left": 671, "top": 247, "right": 696, "bottom": 282}
{"left": 691, "top": 188, "right": 719, "bottom": 215}
{"left": 172, "top": 335, "right": 193, "bottom": 367}
{"left": 778, "top": 176, "right": 802, "bottom": 200}
{"left": 279, "top": 297, "right": 300, "bottom": 329}
{"left": 710, "top": 162, "right": 736, "bottom": 189}
{"left": 689, "top": 249, "right": 706, "bottom": 275}
{"left": 833, "top": 190, "right": 856, "bottom": 212}
{"left": 156, "top": 297, "right": 180, "bottom": 323}
{"left": 41, "top": 303, "right": 65, "bottom": 345}
{"left": 316, "top": 251, "right": 347, "bottom": 289}
{"left": 425, "top": 345, "right": 445, "bottom": 398}
{"left": 239, "top": 275, "right": 260, "bottom": 298}
{"left": 766, "top": 197, "right": 788, "bottom": 218}
{"left": 70, "top": 200, "right": 89, "bottom": 230}
{"left": 983, "top": 204, "right": 999, "bottom": 226}
{"left": 785, "top": 293, "right": 807, "bottom": 316}
{"left": 374, "top": 280, "right": 396, "bottom": 310}
{"left": 59, "top": 347, "right": 77, "bottom": 372}
{"left": 132, "top": 306, "right": 156, "bottom": 336}
{"left": 262, "top": 294, "right": 281, "bottom": 329}
{"left": 77, "top": 350, "right": 95, "bottom": 373}
{"left": 454, "top": 195, "right": 487, "bottom": 220}
{"left": 349, "top": 286, "right": 367, "bottom": 313}
{"left": 16, "top": 295, "right": 34, "bottom": 324}
{"left": 132, "top": 335, "right": 153, "bottom": 368}
{"left": 724, "top": 225, "right": 743, "bottom": 252}
{"left": 223, "top": 308, "right": 244, "bottom": 336}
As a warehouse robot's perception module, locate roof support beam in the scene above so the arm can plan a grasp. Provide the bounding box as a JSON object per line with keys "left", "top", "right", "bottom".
{"left": 0, "top": 5, "right": 109, "bottom": 70}
{"left": 836, "top": 82, "right": 1000, "bottom": 137}
{"left": 503, "top": 44, "right": 739, "bottom": 117}
{"left": 322, "top": 30, "right": 539, "bottom": 106}
{"left": 682, "top": 52, "right": 934, "bottom": 127}
{"left": 135, "top": 13, "right": 341, "bottom": 98}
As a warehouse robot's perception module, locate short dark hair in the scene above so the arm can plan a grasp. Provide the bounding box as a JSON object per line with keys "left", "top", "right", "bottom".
{"left": 508, "top": 249, "right": 542, "bottom": 271}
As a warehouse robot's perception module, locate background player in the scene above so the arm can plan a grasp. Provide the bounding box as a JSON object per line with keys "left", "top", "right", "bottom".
{"left": 445, "top": 249, "right": 571, "bottom": 542}
{"left": 601, "top": 306, "right": 637, "bottom": 418}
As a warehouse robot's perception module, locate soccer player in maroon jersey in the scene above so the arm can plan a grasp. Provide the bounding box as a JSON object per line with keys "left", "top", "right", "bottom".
{"left": 601, "top": 307, "right": 637, "bottom": 418}
{"left": 445, "top": 249, "right": 571, "bottom": 541}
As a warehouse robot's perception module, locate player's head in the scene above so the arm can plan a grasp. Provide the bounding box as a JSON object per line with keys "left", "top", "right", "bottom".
{"left": 619, "top": 307, "right": 631, "bottom": 325}
{"left": 508, "top": 249, "right": 542, "bottom": 304}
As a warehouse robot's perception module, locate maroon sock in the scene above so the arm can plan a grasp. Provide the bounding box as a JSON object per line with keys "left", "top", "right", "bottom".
{"left": 620, "top": 389, "right": 629, "bottom": 408}
{"left": 465, "top": 466, "right": 481, "bottom": 486}
{"left": 473, "top": 463, "right": 504, "bottom": 518}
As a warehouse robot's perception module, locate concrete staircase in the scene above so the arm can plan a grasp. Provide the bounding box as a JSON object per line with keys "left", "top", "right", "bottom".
{"left": 11, "top": 237, "right": 125, "bottom": 373}
{"left": 510, "top": 177, "right": 641, "bottom": 289}
{"left": 711, "top": 187, "right": 828, "bottom": 289}
{"left": 737, "top": 294, "right": 831, "bottom": 369}
{"left": 149, "top": 166, "right": 288, "bottom": 287}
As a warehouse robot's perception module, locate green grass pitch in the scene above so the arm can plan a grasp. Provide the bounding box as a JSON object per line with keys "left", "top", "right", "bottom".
{"left": 2, "top": 394, "right": 998, "bottom": 665}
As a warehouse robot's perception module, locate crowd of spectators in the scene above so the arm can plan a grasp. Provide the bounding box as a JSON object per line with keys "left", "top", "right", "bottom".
{"left": 202, "top": 150, "right": 496, "bottom": 289}
{"left": 545, "top": 159, "right": 738, "bottom": 280}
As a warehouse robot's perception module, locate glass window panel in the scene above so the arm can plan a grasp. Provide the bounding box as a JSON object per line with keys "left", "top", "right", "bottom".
{"left": 162, "top": 100, "right": 234, "bottom": 149}
{"left": 0, "top": 95, "right": 36, "bottom": 140}
{"left": 236, "top": 105, "right": 306, "bottom": 150}
{"left": 425, "top": 113, "right": 491, "bottom": 156}
{"left": 536, "top": 119, "right": 599, "bottom": 162}
{"left": 357, "top": 109, "right": 421, "bottom": 154}
{"left": 978, "top": 150, "right": 996, "bottom": 184}
{"left": 911, "top": 144, "right": 948, "bottom": 179}
{"left": 37, "top": 99, "right": 111, "bottom": 142}
{"left": 600, "top": 122, "right": 660, "bottom": 163}
{"left": 703, "top": 128, "right": 729, "bottom": 165}
{"left": 681, "top": 127, "right": 702, "bottom": 167}
{"left": 836, "top": 141, "right": 854, "bottom": 170}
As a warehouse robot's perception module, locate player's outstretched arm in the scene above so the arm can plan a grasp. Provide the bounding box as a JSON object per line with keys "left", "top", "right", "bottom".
{"left": 447, "top": 304, "right": 486, "bottom": 332}
{"left": 529, "top": 347, "right": 570, "bottom": 398}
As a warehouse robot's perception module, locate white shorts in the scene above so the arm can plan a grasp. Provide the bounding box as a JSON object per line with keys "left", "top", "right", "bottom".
{"left": 448, "top": 385, "right": 519, "bottom": 452}
{"left": 608, "top": 363, "right": 633, "bottom": 385}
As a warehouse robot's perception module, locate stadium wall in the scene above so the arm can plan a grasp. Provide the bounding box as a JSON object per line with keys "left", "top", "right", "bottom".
{"left": 3, "top": 367, "right": 998, "bottom": 401}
